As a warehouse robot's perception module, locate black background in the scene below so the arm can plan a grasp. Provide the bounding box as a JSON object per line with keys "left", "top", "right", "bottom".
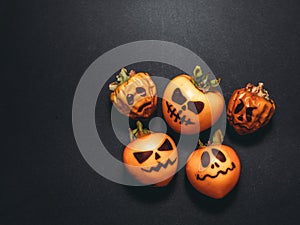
{"left": 2, "top": 0, "right": 300, "bottom": 225}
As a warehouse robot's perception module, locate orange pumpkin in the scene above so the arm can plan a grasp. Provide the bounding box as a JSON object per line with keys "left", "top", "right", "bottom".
{"left": 227, "top": 82, "right": 275, "bottom": 135}
{"left": 186, "top": 145, "right": 240, "bottom": 199}
{"left": 162, "top": 66, "right": 224, "bottom": 134}
{"left": 109, "top": 68, "right": 157, "bottom": 119}
{"left": 186, "top": 130, "right": 241, "bottom": 199}
{"left": 123, "top": 122, "right": 178, "bottom": 187}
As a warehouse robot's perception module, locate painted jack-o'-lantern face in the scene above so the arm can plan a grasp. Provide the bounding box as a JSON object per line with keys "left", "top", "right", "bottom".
{"left": 186, "top": 145, "right": 241, "bottom": 199}
{"left": 123, "top": 133, "right": 178, "bottom": 187}
{"left": 227, "top": 82, "right": 275, "bottom": 135}
{"left": 162, "top": 70, "right": 224, "bottom": 134}
{"left": 110, "top": 68, "right": 157, "bottom": 119}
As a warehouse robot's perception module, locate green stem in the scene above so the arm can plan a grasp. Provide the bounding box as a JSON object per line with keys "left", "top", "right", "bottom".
{"left": 191, "top": 65, "right": 221, "bottom": 92}
{"left": 198, "top": 139, "right": 207, "bottom": 148}
{"left": 109, "top": 68, "right": 130, "bottom": 91}
{"left": 129, "top": 121, "right": 151, "bottom": 141}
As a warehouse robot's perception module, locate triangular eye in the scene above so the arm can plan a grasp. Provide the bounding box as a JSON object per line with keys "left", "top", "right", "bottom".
{"left": 187, "top": 101, "right": 204, "bottom": 114}
{"left": 172, "top": 88, "right": 187, "bottom": 105}
{"left": 212, "top": 148, "right": 226, "bottom": 162}
{"left": 158, "top": 139, "right": 173, "bottom": 151}
{"left": 133, "top": 151, "right": 153, "bottom": 164}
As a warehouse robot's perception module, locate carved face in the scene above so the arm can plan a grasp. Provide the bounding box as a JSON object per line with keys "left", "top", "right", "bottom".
{"left": 227, "top": 88, "right": 275, "bottom": 135}
{"left": 186, "top": 145, "right": 241, "bottom": 199}
{"left": 162, "top": 75, "right": 224, "bottom": 134}
{"left": 123, "top": 133, "right": 178, "bottom": 187}
{"left": 110, "top": 72, "right": 157, "bottom": 118}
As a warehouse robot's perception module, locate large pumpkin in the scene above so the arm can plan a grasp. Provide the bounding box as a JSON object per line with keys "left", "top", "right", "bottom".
{"left": 123, "top": 122, "right": 178, "bottom": 187}
{"left": 162, "top": 66, "right": 224, "bottom": 134}
{"left": 110, "top": 68, "right": 157, "bottom": 119}
{"left": 227, "top": 82, "right": 275, "bottom": 135}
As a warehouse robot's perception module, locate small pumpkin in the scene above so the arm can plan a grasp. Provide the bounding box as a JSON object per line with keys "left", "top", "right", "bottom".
{"left": 123, "top": 121, "right": 178, "bottom": 187}
{"left": 109, "top": 68, "right": 157, "bottom": 119}
{"left": 227, "top": 82, "right": 275, "bottom": 135}
{"left": 186, "top": 130, "right": 241, "bottom": 199}
{"left": 162, "top": 66, "right": 224, "bottom": 134}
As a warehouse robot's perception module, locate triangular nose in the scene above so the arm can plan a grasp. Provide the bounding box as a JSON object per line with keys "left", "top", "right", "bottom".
{"left": 155, "top": 152, "right": 161, "bottom": 160}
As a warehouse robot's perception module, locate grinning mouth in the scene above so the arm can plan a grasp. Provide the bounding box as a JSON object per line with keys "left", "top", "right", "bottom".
{"left": 141, "top": 158, "right": 177, "bottom": 173}
{"left": 166, "top": 101, "right": 195, "bottom": 126}
{"left": 138, "top": 101, "right": 152, "bottom": 112}
{"left": 196, "top": 162, "right": 236, "bottom": 181}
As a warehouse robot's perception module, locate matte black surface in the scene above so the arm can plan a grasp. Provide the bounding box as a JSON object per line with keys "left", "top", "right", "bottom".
{"left": 2, "top": 0, "right": 300, "bottom": 225}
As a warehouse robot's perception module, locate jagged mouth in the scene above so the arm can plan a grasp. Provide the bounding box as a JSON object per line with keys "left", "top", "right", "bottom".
{"left": 138, "top": 101, "right": 152, "bottom": 112}
{"left": 196, "top": 162, "right": 236, "bottom": 181}
{"left": 141, "top": 158, "right": 177, "bottom": 173}
{"left": 166, "top": 101, "right": 195, "bottom": 126}
{"left": 228, "top": 116, "right": 258, "bottom": 132}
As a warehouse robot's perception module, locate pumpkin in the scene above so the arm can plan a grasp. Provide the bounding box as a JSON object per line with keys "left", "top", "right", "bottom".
{"left": 109, "top": 68, "right": 157, "bottom": 119}
{"left": 123, "top": 121, "right": 178, "bottom": 187}
{"left": 162, "top": 66, "right": 224, "bottom": 134}
{"left": 227, "top": 82, "right": 275, "bottom": 135}
{"left": 186, "top": 130, "right": 241, "bottom": 199}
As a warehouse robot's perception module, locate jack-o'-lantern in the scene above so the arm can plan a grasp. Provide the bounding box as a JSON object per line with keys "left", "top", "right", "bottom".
{"left": 109, "top": 68, "right": 157, "bottom": 119}
{"left": 186, "top": 130, "right": 241, "bottom": 199}
{"left": 123, "top": 121, "right": 178, "bottom": 187}
{"left": 162, "top": 66, "right": 224, "bottom": 134}
{"left": 227, "top": 82, "right": 275, "bottom": 135}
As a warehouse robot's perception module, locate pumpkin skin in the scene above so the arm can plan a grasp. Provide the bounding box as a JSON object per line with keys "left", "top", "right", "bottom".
{"left": 227, "top": 83, "right": 275, "bottom": 135}
{"left": 123, "top": 133, "right": 178, "bottom": 187}
{"left": 186, "top": 145, "right": 240, "bottom": 199}
{"left": 162, "top": 75, "right": 224, "bottom": 134}
{"left": 110, "top": 72, "right": 157, "bottom": 119}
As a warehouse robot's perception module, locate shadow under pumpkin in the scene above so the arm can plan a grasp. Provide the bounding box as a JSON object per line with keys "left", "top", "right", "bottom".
{"left": 122, "top": 173, "right": 178, "bottom": 203}
{"left": 184, "top": 173, "right": 239, "bottom": 212}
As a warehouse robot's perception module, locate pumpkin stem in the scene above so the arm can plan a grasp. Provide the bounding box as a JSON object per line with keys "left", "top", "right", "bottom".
{"left": 211, "top": 129, "right": 224, "bottom": 145}
{"left": 109, "top": 68, "right": 131, "bottom": 91}
{"left": 191, "top": 65, "right": 221, "bottom": 92}
{"left": 129, "top": 128, "right": 135, "bottom": 142}
{"left": 198, "top": 139, "right": 207, "bottom": 148}
{"left": 198, "top": 130, "right": 223, "bottom": 148}
{"left": 245, "top": 82, "right": 272, "bottom": 101}
{"left": 129, "top": 121, "right": 151, "bottom": 141}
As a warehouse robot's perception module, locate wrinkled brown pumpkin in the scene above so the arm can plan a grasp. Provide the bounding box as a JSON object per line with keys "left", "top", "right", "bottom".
{"left": 109, "top": 68, "right": 157, "bottom": 118}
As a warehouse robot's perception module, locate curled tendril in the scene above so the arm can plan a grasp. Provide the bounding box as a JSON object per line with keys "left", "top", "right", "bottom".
{"left": 192, "top": 65, "right": 221, "bottom": 92}
{"left": 109, "top": 68, "right": 131, "bottom": 91}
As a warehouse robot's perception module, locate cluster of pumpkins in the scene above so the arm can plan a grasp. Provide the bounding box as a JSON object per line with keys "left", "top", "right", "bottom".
{"left": 109, "top": 66, "right": 275, "bottom": 199}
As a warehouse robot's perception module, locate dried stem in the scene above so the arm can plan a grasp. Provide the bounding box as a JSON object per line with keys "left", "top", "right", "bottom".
{"left": 245, "top": 82, "right": 271, "bottom": 101}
